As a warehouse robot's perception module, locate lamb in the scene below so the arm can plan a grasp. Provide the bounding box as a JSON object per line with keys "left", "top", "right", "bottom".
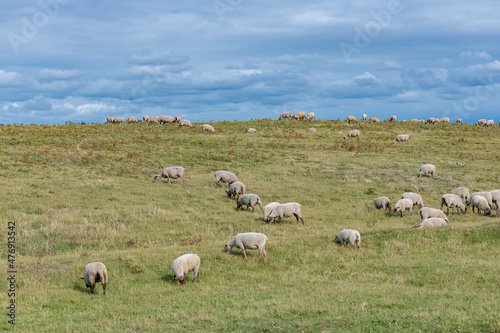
{"left": 226, "top": 181, "right": 245, "bottom": 201}
{"left": 126, "top": 116, "right": 138, "bottom": 123}
{"left": 401, "top": 192, "right": 425, "bottom": 208}
{"left": 266, "top": 202, "right": 304, "bottom": 224}
{"left": 417, "top": 164, "right": 436, "bottom": 177}
{"left": 307, "top": 127, "right": 317, "bottom": 133}
{"left": 343, "top": 129, "right": 360, "bottom": 139}
{"left": 362, "top": 114, "right": 367, "bottom": 120}
{"left": 279, "top": 112, "right": 292, "bottom": 120}
{"left": 263, "top": 202, "right": 280, "bottom": 222}
{"left": 466, "top": 192, "right": 492, "bottom": 208}
{"left": 237, "top": 194, "right": 263, "bottom": 212}
{"left": 440, "top": 194, "right": 466, "bottom": 215}
{"left": 171, "top": 254, "right": 200, "bottom": 285}
{"left": 245, "top": 128, "right": 257, "bottom": 133}
{"left": 224, "top": 232, "right": 268, "bottom": 260}
{"left": 413, "top": 218, "right": 448, "bottom": 228}
{"left": 82, "top": 262, "right": 108, "bottom": 295}
{"left": 389, "top": 115, "right": 397, "bottom": 122}
{"left": 370, "top": 117, "right": 380, "bottom": 122}
{"left": 154, "top": 166, "right": 186, "bottom": 185}
{"left": 450, "top": 187, "right": 469, "bottom": 203}
{"left": 470, "top": 195, "right": 491, "bottom": 215}
{"left": 214, "top": 170, "right": 239, "bottom": 186}
{"left": 346, "top": 115, "right": 357, "bottom": 123}
{"left": 159, "top": 115, "right": 175, "bottom": 124}
{"left": 393, "top": 198, "right": 413, "bottom": 217}
{"left": 372, "top": 196, "right": 391, "bottom": 210}
{"left": 394, "top": 134, "right": 409, "bottom": 142}
{"left": 334, "top": 229, "right": 361, "bottom": 249}
{"left": 307, "top": 112, "right": 315, "bottom": 121}
{"left": 179, "top": 120, "right": 193, "bottom": 128}
{"left": 201, "top": 124, "right": 215, "bottom": 133}
{"left": 419, "top": 207, "right": 448, "bottom": 222}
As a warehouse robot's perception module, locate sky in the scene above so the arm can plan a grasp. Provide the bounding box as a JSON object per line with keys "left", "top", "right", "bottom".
{"left": 1, "top": 0, "right": 499, "bottom": 124}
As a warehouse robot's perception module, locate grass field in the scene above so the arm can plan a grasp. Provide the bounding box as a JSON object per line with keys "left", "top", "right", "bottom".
{"left": 1, "top": 119, "right": 500, "bottom": 332}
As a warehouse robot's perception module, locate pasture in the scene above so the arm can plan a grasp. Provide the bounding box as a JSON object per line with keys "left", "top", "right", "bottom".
{"left": 1, "top": 119, "right": 499, "bottom": 332}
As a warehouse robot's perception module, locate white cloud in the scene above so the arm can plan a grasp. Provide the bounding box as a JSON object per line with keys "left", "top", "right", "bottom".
{"left": 352, "top": 72, "right": 380, "bottom": 86}
{"left": 382, "top": 61, "right": 401, "bottom": 69}
{"left": 459, "top": 51, "right": 492, "bottom": 60}
{"left": 0, "top": 70, "right": 20, "bottom": 85}
{"left": 467, "top": 60, "right": 500, "bottom": 71}
{"left": 395, "top": 91, "right": 419, "bottom": 100}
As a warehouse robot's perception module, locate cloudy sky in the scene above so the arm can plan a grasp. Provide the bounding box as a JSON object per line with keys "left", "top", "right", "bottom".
{"left": 1, "top": 0, "right": 499, "bottom": 124}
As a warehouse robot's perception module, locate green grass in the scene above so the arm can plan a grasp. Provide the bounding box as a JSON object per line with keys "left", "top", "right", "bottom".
{"left": 1, "top": 120, "right": 500, "bottom": 332}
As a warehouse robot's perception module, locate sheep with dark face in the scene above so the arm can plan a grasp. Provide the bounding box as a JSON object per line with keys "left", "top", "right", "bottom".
{"left": 441, "top": 194, "right": 466, "bottom": 215}
{"left": 214, "top": 170, "right": 239, "bottom": 186}
{"left": 266, "top": 202, "right": 304, "bottom": 224}
{"left": 279, "top": 112, "right": 292, "bottom": 120}
{"left": 372, "top": 196, "right": 390, "bottom": 210}
{"left": 334, "top": 229, "right": 361, "bottom": 249}
{"left": 226, "top": 181, "right": 245, "bottom": 201}
{"left": 82, "top": 262, "right": 108, "bottom": 295}
{"left": 466, "top": 192, "right": 492, "bottom": 208}
{"left": 470, "top": 195, "right": 491, "bottom": 215}
{"left": 172, "top": 254, "right": 200, "bottom": 285}
{"left": 154, "top": 166, "right": 186, "bottom": 185}
{"left": 237, "top": 194, "right": 263, "bottom": 212}
{"left": 224, "top": 232, "right": 268, "bottom": 260}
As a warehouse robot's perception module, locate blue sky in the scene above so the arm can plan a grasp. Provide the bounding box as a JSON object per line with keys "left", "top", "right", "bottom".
{"left": 1, "top": 0, "right": 499, "bottom": 124}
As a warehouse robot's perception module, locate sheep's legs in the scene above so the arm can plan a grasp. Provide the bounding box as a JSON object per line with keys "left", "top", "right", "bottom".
{"left": 103, "top": 284, "right": 106, "bottom": 295}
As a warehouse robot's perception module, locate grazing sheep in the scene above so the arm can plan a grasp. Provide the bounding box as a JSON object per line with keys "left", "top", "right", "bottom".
{"left": 171, "top": 254, "right": 200, "bottom": 285}
{"left": 470, "top": 195, "right": 491, "bottom": 215}
{"left": 346, "top": 115, "right": 357, "bottom": 123}
{"left": 226, "top": 181, "right": 245, "bottom": 201}
{"left": 440, "top": 117, "right": 450, "bottom": 123}
{"left": 82, "top": 262, "right": 108, "bottom": 295}
{"left": 490, "top": 190, "right": 500, "bottom": 208}
{"left": 440, "top": 194, "right": 467, "bottom": 215}
{"left": 106, "top": 117, "right": 115, "bottom": 124}
{"left": 174, "top": 115, "right": 181, "bottom": 123}
{"left": 279, "top": 112, "right": 293, "bottom": 120}
{"left": 410, "top": 119, "right": 419, "bottom": 123}
{"left": 245, "top": 128, "right": 257, "bottom": 133}
{"left": 237, "top": 194, "right": 263, "bottom": 212}
{"left": 224, "top": 232, "right": 268, "bottom": 260}
{"left": 494, "top": 198, "right": 500, "bottom": 217}
{"left": 113, "top": 117, "right": 125, "bottom": 124}
{"left": 293, "top": 111, "right": 307, "bottom": 120}
{"left": 389, "top": 115, "right": 397, "bottom": 122}
{"left": 362, "top": 114, "right": 367, "bottom": 121}
{"left": 334, "top": 229, "right": 361, "bottom": 249}
{"left": 343, "top": 129, "right": 360, "bottom": 139}
{"left": 419, "top": 207, "right": 448, "bottom": 222}
{"left": 475, "top": 119, "right": 487, "bottom": 126}
{"left": 154, "top": 166, "right": 186, "bottom": 185}
{"left": 417, "top": 164, "right": 436, "bottom": 177}
{"left": 143, "top": 115, "right": 150, "bottom": 122}
{"left": 401, "top": 192, "right": 425, "bottom": 208}
{"left": 266, "top": 202, "right": 304, "bottom": 224}
{"left": 426, "top": 117, "right": 438, "bottom": 124}
{"left": 214, "top": 170, "right": 239, "bottom": 186}
{"left": 159, "top": 115, "right": 175, "bottom": 124}
{"left": 456, "top": 118, "right": 463, "bottom": 125}
{"left": 372, "top": 196, "right": 391, "bottom": 210}
{"left": 486, "top": 119, "right": 494, "bottom": 127}
{"left": 179, "top": 120, "right": 193, "bottom": 128}
{"left": 467, "top": 192, "right": 493, "bottom": 208}
{"left": 201, "top": 124, "right": 215, "bottom": 133}
{"left": 127, "top": 116, "right": 138, "bottom": 123}
{"left": 451, "top": 187, "right": 469, "bottom": 203}
{"left": 370, "top": 117, "right": 380, "bottom": 122}
{"left": 413, "top": 218, "right": 448, "bottom": 228}
{"left": 307, "top": 112, "right": 316, "bottom": 121}
{"left": 307, "top": 127, "right": 317, "bottom": 133}
{"left": 263, "top": 202, "right": 280, "bottom": 222}
{"left": 394, "top": 134, "right": 409, "bottom": 142}
{"left": 393, "top": 198, "right": 413, "bottom": 217}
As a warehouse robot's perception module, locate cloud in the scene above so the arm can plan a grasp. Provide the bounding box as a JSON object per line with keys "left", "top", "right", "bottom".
{"left": 0, "top": 70, "right": 20, "bottom": 85}
{"left": 459, "top": 51, "right": 492, "bottom": 60}
{"left": 129, "top": 52, "right": 190, "bottom": 66}
{"left": 402, "top": 68, "right": 448, "bottom": 88}
{"left": 382, "top": 61, "right": 401, "bottom": 69}
{"left": 395, "top": 91, "right": 419, "bottom": 101}
{"left": 352, "top": 72, "right": 381, "bottom": 86}
{"left": 467, "top": 60, "right": 500, "bottom": 72}
{"left": 39, "top": 69, "right": 81, "bottom": 80}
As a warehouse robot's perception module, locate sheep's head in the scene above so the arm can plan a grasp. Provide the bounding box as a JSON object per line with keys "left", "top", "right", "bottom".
{"left": 223, "top": 244, "right": 232, "bottom": 252}
{"left": 153, "top": 174, "right": 161, "bottom": 181}
{"left": 484, "top": 208, "right": 492, "bottom": 216}
{"left": 176, "top": 275, "right": 186, "bottom": 285}
{"left": 334, "top": 236, "right": 341, "bottom": 244}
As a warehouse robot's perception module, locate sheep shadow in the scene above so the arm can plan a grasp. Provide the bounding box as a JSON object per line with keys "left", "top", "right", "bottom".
{"left": 161, "top": 273, "right": 176, "bottom": 283}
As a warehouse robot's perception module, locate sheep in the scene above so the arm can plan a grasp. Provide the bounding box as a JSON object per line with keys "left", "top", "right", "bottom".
{"left": 346, "top": 115, "right": 357, "bottom": 123}
{"left": 245, "top": 128, "right": 257, "bottom": 133}
{"left": 201, "top": 124, "right": 215, "bottom": 133}
{"left": 174, "top": 115, "right": 181, "bottom": 123}
{"left": 106, "top": 117, "right": 115, "bottom": 124}
{"left": 154, "top": 166, "right": 186, "bottom": 185}
{"left": 370, "top": 117, "right": 380, "bottom": 122}
{"left": 389, "top": 115, "right": 397, "bottom": 122}
{"left": 293, "top": 111, "right": 307, "bottom": 120}
{"left": 426, "top": 117, "right": 438, "bottom": 124}
{"left": 147, "top": 116, "right": 160, "bottom": 124}
{"left": 466, "top": 192, "right": 492, "bottom": 208}
{"left": 419, "top": 207, "right": 448, "bottom": 222}
{"left": 237, "top": 194, "right": 263, "bottom": 213}
{"left": 307, "top": 112, "right": 315, "bottom": 121}
{"left": 263, "top": 202, "right": 280, "bottom": 222}
{"left": 494, "top": 198, "right": 500, "bottom": 217}
{"left": 179, "top": 120, "right": 193, "bottom": 128}
{"left": 417, "top": 164, "right": 436, "bottom": 177}
{"left": 486, "top": 119, "right": 494, "bottom": 127}
{"left": 214, "top": 170, "right": 238, "bottom": 186}
{"left": 127, "top": 116, "right": 138, "bottom": 124}
{"left": 372, "top": 196, "right": 391, "bottom": 210}
{"left": 226, "top": 181, "right": 245, "bottom": 201}
{"left": 450, "top": 187, "right": 469, "bottom": 203}
{"left": 456, "top": 118, "right": 463, "bottom": 125}
{"left": 159, "top": 115, "right": 175, "bottom": 124}
{"left": 343, "top": 129, "right": 360, "bottom": 139}
{"left": 440, "top": 117, "right": 450, "bottom": 123}
{"left": 440, "top": 194, "right": 466, "bottom": 215}
{"left": 490, "top": 190, "right": 500, "bottom": 208}
{"left": 413, "top": 218, "right": 448, "bottom": 228}
{"left": 393, "top": 198, "right": 413, "bottom": 217}
{"left": 334, "top": 229, "right": 361, "bottom": 249}
{"left": 266, "top": 202, "right": 304, "bottom": 224}
{"left": 307, "top": 127, "right": 317, "bottom": 133}
{"left": 362, "top": 114, "right": 367, "bottom": 120}
{"left": 113, "top": 117, "right": 125, "bottom": 124}
{"left": 410, "top": 119, "right": 419, "bottom": 123}
{"left": 171, "top": 254, "right": 200, "bottom": 285}
{"left": 279, "top": 112, "right": 292, "bottom": 120}
{"left": 82, "top": 262, "right": 108, "bottom": 295}
{"left": 394, "top": 134, "right": 409, "bottom": 142}
{"left": 401, "top": 192, "right": 425, "bottom": 208}
{"left": 475, "top": 119, "right": 487, "bottom": 126}
{"left": 470, "top": 195, "right": 491, "bottom": 215}
{"left": 224, "top": 232, "right": 268, "bottom": 260}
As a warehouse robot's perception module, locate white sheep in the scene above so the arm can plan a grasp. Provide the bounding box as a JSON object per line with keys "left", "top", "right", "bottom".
{"left": 113, "top": 117, "right": 125, "bottom": 124}
{"left": 417, "top": 164, "right": 436, "bottom": 177}
{"left": 171, "top": 254, "right": 200, "bottom": 285}
{"left": 159, "top": 115, "right": 175, "bottom": 124}
{"left": 389, "top": 115, "right": 397, "bottom": 122}
{"left": 343, "top": 129, "right": 360, "bottom": 139}
{"left": 237, "top": 194, "right": 263, "bottom": 212}
{"left": 226, "top": 181, "right": 245, "bottom": 201}
{"left": 470, "top": 195, "right": 491, "bottom": 215}
{"left": 440, "top": 194, "right": 466, "bottom": 215}
{"left": 419, "top": 207, "right": 448, "bottom": 222}
{"left": 394, "top": 134, "right": 409, "bottom": 142}
{"left": 179, "top": 120, "right": 193, "bottom": 128}
{"left": 413, "top": 218, "right": 448, "bottom": 228}
{"left": 106, "top": 117, "right": 115, "bottom": 124}
{"left": 372, "top": 196, "right": 391, "bottom": 210}
{"left": 214, "top": 170, "right": 238, "bottom": 186}
{"left": 224, "top": 232, "right": 268, "bottom": 260}
{"left": 154, "top": 166, "right": 186, "bottom": 185}
{"left": 410, "top": 119, "right": 419, "bottom": 123}
{"left": 490, "top": 190, "right": 500, "bottom": 209}
{"left": 440, "top": 117, "right": 450, "bottom": 123}
{"left": 393, "top": 198, "right": 413, "bottom": 217}
{"left": 334, "top": 229, "right": 361, "bottom": 249}
{"left": 486, "top": 119, "right": 494, "bottom": 127}
{"left": 346, "top": 115, "right": 357, "bottom": 123}
{"left": 475, "top": 119, "right": 487, "bottom": 126}
{"left": 370, "top": 117, "right": 380, "bottom": 122}
{"left": 451, "top": 187, "right": 469, "bottom": 203}
{"left": 201, "top": 124, "right": 215, "bottom": 133}
{"left": 279, "top": 112, "right": 292, "bottom": 120}
{"left": 127, "top": 116, "right": 138, "bottom": 123}
{"left": 466, "top": 192, "right": 492, "bottom": 208}
{"left": 456, "top": 118, "right": 463, "bottom": 125}
{"left": 401, "top": 192, "right": 425, "bottom": 208}
{"left": 147, "top": 116, "right": 160, "bottom": 124}
{"left": 263, "top": 202, "right": 280, "bottom": 222}
{"left": 293, "top": 112, "right": 307, "bottom": 120}
{"left": 307, "top": 127, "right": 317, "bottom": 133}
{"left": 362, "top": 114, "right": 367, "bottom": 120}
{"left": 307, "top": 112, "right": 315, "bottom": 121}
{"left": 266, "top": 202, "right": 304, "bottom": 224}
{"left": 82, "top": 262, "right": 108, "bottom": 295}
{"left": 245, "top": 128, "right": 257, "bottom": 133}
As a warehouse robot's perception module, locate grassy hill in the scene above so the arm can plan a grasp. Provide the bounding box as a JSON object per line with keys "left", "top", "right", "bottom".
{"left": 1, "top": 119, "right": 500, "bottom": 332}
